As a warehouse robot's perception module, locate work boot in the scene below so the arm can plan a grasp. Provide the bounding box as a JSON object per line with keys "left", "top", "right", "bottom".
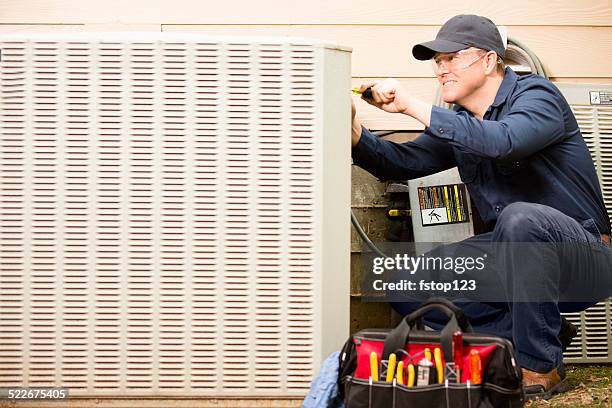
{"left": 522, "top": 364, "right": 568, "bottom": 400}
{"left": 559, "top": 317, "right": 578, "bottom": 352}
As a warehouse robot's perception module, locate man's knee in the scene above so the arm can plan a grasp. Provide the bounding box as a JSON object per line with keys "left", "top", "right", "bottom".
{"left": 494, "top": 202, "right": 551, "bottom": 241}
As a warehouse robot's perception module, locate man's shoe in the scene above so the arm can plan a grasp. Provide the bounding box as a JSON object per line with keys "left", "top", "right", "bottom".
{"left": 559, "top": 317, "right": 578, "bottom": 352}
{"left": 522, "top": 365, "right": 569, "bottom": 400}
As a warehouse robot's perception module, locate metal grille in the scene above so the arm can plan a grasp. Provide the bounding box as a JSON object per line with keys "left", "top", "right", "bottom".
{"left": 598, "top": 106, "right": 612, "bottom": 221}
{"left": 573, "top": 104, "right": 612, "bottom": 221}
{"left": 563, "top": 300, "right": 612, "bottom": 363}
{"left": 0, "top": 34, "right": 350, "bottom": 395}
{"left": 562, "top": 83, "right": 612, "bottom": 363}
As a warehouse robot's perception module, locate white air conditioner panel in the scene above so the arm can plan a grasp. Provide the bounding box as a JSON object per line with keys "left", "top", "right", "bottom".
{"left": 0, "top": 33, "right": 351, "bottom": 396}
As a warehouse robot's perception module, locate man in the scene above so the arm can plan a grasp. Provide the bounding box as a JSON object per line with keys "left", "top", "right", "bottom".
{"left": 351, "top": 14, "right": 612, "bottom": 399}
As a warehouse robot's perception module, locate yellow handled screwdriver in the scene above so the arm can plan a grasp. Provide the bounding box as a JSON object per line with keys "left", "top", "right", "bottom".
{"left": 407, "top": 363, "right": 415, "bottom": 387}
{"left": 352, "top": 87, "right": 373, "bottom": 99}
{"left": 396, "top": 361, "right": 404, "bottom": 385}
{"left": 434, "top": 347, "right": 444, "bottom": 384}
{"left": 370, "top": 352, "right": 379, "bottom": 381}
{"left": 386, "top": 353, "right": 397, "bottom": 383}
{"left": 424, "top": 348, "right": 432, "bottom": 362}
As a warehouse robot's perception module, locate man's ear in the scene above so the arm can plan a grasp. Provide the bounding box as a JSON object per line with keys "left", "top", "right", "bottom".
{"left": 484, "top": 51, "right": 498, "bottom": 76}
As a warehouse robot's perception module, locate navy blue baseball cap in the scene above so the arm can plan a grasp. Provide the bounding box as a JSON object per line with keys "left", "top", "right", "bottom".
{"left": 412, "top": 14, "right": 505, "bottom": 60}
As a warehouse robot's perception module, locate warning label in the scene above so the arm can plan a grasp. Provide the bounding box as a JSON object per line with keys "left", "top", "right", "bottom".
{"left": 418, "top": 184, "right": 469, "bottom": 227}
{"left": 590, "top": 91, "right": 612, "bottom": 105}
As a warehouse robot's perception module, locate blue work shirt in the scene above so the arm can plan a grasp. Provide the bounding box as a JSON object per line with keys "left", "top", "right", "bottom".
{"left": 352, "top": 68, "right": 611, "bottom": 234}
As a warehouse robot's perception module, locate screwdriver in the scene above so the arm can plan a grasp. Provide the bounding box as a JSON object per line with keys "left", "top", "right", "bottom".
{"left": 424, "top": 347, "right": 432, "bottom": 362}
{"left": 453, "top": 331, "right": 464, "bottom": 383}
{"left": 434, "top": 347, "right": 444, "bottom": 384}
{"left": 352, "top": 87, "right": 373, "bottom": 99}
{"left": 396, "top": 361, "right": 404, "bottom": 385}
{"left": 386, "top": 353, "right": 397, "bottom": 383}
{"left": 370, "top": 351, "right": 379, "bottom": 381}
{"left": 407, "top": 363, "right": 415, "bottom": 387}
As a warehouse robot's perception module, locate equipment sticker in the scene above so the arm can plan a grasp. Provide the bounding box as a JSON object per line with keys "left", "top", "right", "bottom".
{"left": 418, "top": 184, "right": 469, "bottom": 226}
{"left": 590, "top": 91, "right": 612, "bottom": 105}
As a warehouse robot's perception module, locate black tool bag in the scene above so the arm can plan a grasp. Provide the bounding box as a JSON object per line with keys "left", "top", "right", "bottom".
{"left": 338, "top": 298, "right": 524, "bottom": 408}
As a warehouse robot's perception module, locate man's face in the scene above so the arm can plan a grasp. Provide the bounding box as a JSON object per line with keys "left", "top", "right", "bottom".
{"left": 433, "top": 48, "right": 488, "bottom": 104}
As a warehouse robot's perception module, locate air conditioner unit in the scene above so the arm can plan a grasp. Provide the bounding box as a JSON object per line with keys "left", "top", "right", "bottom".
{"left": 407, "top": 82, "right": 612, "bottom": 363}
{"left": 556, "top": 82, "right": 612, "bottom": 364}
{"left": 0, "top": 32, "right": 351, "bottom": 397}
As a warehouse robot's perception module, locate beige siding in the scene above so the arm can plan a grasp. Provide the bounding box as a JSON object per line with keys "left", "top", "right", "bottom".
{"left": 1, "top": 0, "right": 611, "bottom": 25}
{"left": 0, "top": 24, "right": 160, "bottom": 33}
{"left": 161, "top": 25, "right": 612, "bottom": 78}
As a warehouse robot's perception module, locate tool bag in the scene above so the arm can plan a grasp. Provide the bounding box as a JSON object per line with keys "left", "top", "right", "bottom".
{"left": 338, "top": 298, "right": 524, "bottom": 408}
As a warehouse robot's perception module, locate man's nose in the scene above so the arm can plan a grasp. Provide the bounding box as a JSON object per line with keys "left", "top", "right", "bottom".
{"left": 437, "top": 63, "right": 451, "bottom": 75}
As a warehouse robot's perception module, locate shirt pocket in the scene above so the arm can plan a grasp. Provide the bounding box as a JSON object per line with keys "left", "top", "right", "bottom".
{"left": 455, "top": 154, "right": 480, "bottom": 184}
{"left": 495, "top": 159, "right": 526, "bottom": 176}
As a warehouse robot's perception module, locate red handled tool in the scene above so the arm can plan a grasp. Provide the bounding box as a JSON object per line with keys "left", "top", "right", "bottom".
{"left": 469, "top": 349, "right": 482, "bottom": 385}
{"left": 453, "top": 331, "right": 464, "bottom": 383}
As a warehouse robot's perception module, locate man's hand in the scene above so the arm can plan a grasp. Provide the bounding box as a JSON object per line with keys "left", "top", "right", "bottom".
{"left": 359, "top": 79, "right": 411, "bottom": 114}
{"left": 357, "top": 79, "right": 433, "bottom": 127}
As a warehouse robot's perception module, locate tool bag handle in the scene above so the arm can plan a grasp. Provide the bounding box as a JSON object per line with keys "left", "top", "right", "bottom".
{"left": 382, "top": 298, "right": 473, "bottom": 363}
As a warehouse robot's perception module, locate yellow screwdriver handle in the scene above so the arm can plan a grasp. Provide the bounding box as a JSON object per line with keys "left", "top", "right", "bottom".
{"left": 407, "top": 363, "right": 415, "bottom": 387}
{"left": 434, "top": 347, "right": 444, "bottom": 384}
{"left": 386, "top": 353, "right": 397, "bottom": 383}
{"left": 370, "top": 352, "right": 379, "bottom": 381}
{"left": 396, "top": 361, "right": 404, "bottom": 385}
{"left": 424, "top": 348, "right": 432, "bottom": 362}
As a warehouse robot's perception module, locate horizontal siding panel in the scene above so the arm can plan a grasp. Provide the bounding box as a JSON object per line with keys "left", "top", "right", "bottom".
{"left": 164, "top": 25, "right": 612, "bottom": 78}
{"left": 509, "top": 26, "right": 612, "bottom": 78}
{"left": 0, "top": 24, "right": 83, "bottom": 33}
{"left": 0, "top": 24, "right": 160, "bottom": 33}
{"left": 549, "top": 78, "right": 612, "bottom": 84}
{"left": 1, "top": 0, "right": 611, "bottom": 25}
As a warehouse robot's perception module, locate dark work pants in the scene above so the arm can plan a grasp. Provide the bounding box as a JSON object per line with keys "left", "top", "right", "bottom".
{"left": 391, "top": 202, "right": 612, "bottom": 373}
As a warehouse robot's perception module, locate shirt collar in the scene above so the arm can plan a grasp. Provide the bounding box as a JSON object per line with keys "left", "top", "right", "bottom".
{"left": 452, "top": 67, "right": 518, "bottom": 113}
{"left": 490, "top": 67, "right": 517, "bottom": 107}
